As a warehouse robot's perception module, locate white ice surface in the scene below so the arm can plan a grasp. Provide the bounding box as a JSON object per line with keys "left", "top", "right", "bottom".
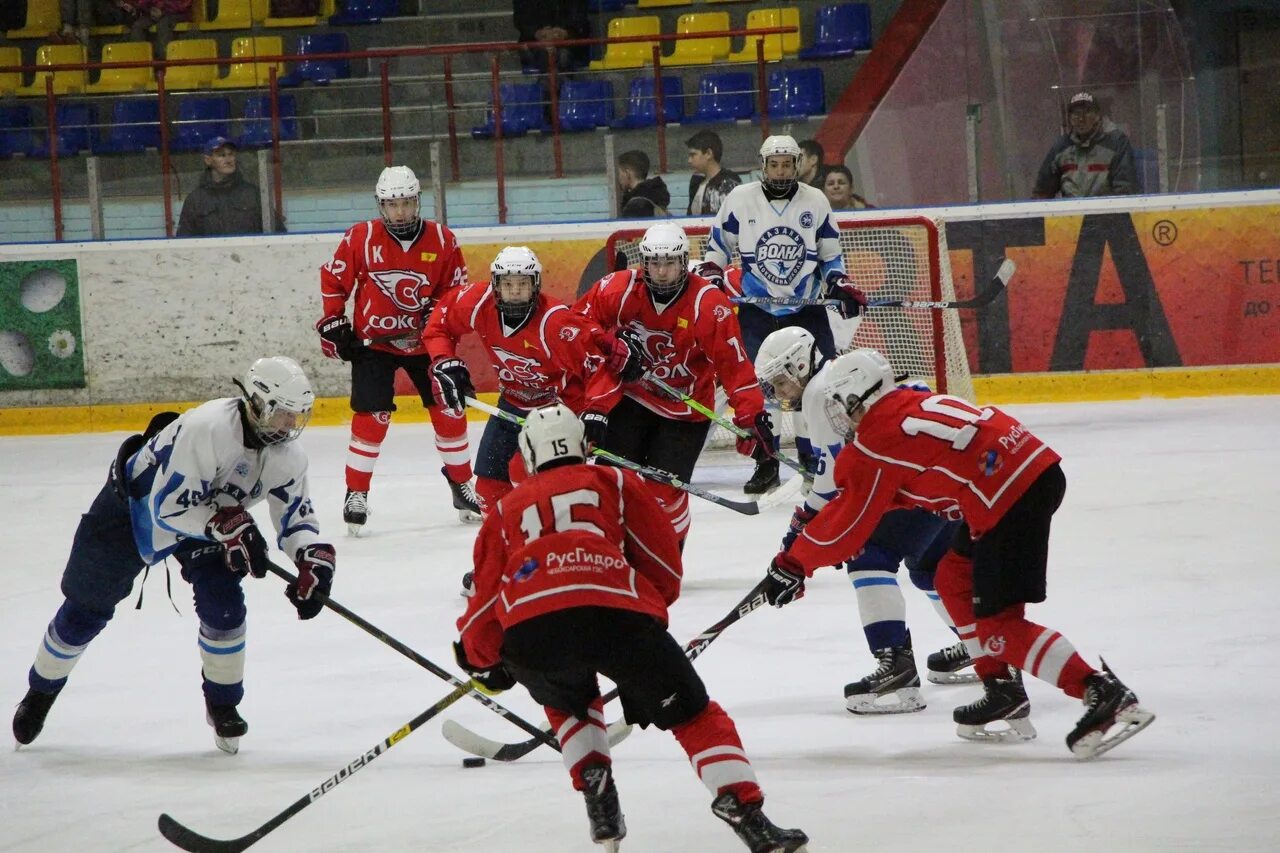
{"left": 1, "top": 396, "right": 1278, "bottom": 852}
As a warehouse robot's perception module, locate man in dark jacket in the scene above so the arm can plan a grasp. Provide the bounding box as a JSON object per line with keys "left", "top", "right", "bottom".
{"left": 1032, "top": 92, "right": 1138, "bottom": 198}
{"left": 177, "top": 137, "right": 280, "bottom": 237}
{"left": 686, "top": 130, "right": 741, "bottom": 216}
{"left": 617, "top": 150, "right": 670, "bottom": 219}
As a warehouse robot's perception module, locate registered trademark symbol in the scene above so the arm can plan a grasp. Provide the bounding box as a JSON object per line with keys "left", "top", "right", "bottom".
{"left": 1152, "top": 220, "right": 1178, "bottom": 246}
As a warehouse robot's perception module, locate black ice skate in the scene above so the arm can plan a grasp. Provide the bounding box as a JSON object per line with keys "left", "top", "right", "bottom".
{"left": 442, "top": 468, "right": 481, "bottom": 523}
{"left": 206, "top": 700, "right": 248, "bottom": 755}
{"left": 927, "top": 641, "right": 980, "bottom": 685}
{"left": 953, "top": 669, "right": 1036, "bottom": 743}
{"left": 1066, "top": 659, "right": 1155, "bottom": 760}
{"left": 13, "top": 687, "right": 60, "bottom": 746}
{"left": 459, "top": 571, "right": 476, "bottom": 599}
{"left": 711, "top": 791, "right": 810, "bottom": 853}
{"left": 843, "top": 642, "right": 924, "bottom": 715}
{"left": 743, "top": 458, "right": 780, "bottom": 495}
{"left": 580, "top": 763, "right": 626, "bottom": 851}
{"left": 343, "top": 489, "right": 369, "bottom": 537}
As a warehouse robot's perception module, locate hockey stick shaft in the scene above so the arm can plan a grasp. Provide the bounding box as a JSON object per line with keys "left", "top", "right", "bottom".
{"left": 731, "top": 258, "right": 1014, "bottom": 311}
{"left": 158, "top": 682, "right": 475, "bottom": 853}
{"left": 266, "top": 561, "right": 560, "bottom": 752}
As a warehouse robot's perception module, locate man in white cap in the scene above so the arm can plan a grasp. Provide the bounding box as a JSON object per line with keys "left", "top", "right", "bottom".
{"left": 1032, "top": 91, "right": 1138, "bottom": 198}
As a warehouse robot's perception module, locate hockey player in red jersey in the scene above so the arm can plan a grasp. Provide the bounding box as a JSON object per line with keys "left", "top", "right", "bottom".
{"left": 576, "top": 222, "right": 773, "bottom": 541}
{"left": 316, "top": 165, "right": 479, "bottom": 534}
{"left": 759, "top": 348, "right": 1155, "bottom": 759}
{"left": 454, "top": 405, "right": 809, "bottom": 853}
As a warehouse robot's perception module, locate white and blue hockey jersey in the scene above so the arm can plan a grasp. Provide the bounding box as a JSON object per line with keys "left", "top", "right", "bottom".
{"left": 123, "top": 399, "right": 320, "bottom": 564}
{"left": 704, "top": 182, "right": 845, "bottom": 317}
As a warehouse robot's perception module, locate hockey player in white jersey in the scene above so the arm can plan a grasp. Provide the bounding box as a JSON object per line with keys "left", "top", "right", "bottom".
{"left": 11, "top": 357, "right": 336, "bottom": 754}
{"left": 754, "top": 328, "right": 976, "bottom": 715}
{"left": 702, "top": 134, "right": 868, "bottom": 494}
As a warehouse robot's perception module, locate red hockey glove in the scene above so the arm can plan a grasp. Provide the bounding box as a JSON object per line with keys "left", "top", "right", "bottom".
{"left": 763, "top": 552, "right": 806, "bottom": 608}
{"left": 733, "top": 410, "right": 775, "bottom": 460}
{"left": 453, "top": 641, "right": 517, "bottom": 696}
{"left": 692, "top": 260, "right": 724, "bottom": 289}
{"left": 205, "top": 506, "right": 269, "bottom": 578}
{"left": 431, "top": 357, "right": 475, "bottom": 415}
{"left": 316, "top": 314, "right": 357, "bottom": 361}
{"left": 286, "top": 544, "right": 335, "bottom": 620}
{"left": 825, "top": 272, "right": 868, "bottom": 319}
{"left": 603, "top": 329, "right": 644, "bottom": 381}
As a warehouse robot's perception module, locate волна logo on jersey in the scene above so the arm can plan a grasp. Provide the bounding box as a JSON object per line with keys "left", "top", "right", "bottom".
{"left": 369, "top": 269, "right": 433, "bottom": 311}
{"left": 755, "top": 226, "right": 807, "bottom": 288}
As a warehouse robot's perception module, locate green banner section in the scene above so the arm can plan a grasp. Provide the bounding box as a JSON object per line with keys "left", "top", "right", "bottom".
{"left": 0, "top": 260, "right": 86, "bottom": 390}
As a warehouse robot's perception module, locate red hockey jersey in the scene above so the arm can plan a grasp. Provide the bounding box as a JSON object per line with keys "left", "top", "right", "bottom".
{"left": 457, "top": 463, "right": 684, "bottom": 668}
{"left": 423, "top": 284, "right": 617, "bottom": 411}
{"left": 575, "top": 269, "right": 764, "bottom": 421}
{"left": 319, "top": 219, "right": 468, "bottom": 357}
{"left": 787, "top": 389, "right": 1062, "bottom": 574}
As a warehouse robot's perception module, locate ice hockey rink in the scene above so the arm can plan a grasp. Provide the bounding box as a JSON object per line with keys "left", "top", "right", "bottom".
{"left": 1, "top": 395, "right": 1277, "bottom": 852}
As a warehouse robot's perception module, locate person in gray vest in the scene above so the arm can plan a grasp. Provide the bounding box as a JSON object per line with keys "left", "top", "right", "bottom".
{"left": 177, "top": 136, "right": 283, "bottom": 237}
{"left": 1032, "top": 91, "right": 1138, "bottom": 198}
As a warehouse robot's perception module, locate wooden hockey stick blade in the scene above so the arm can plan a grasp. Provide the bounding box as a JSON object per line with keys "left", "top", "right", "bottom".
{"left": 441, "top": 716, "right": 634, "bottom": 763}
{"left": 867, "top": 258, "right": 1015, "bottom": 310}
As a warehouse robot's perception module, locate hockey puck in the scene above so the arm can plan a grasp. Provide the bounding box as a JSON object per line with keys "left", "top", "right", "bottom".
{"left": 462, "top": 757, "right": 487, "bottom": 768}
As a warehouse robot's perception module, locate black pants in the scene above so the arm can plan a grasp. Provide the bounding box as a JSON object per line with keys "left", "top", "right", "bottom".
{"left": 736, "top": 303, "right": 837, "bottom": 362}
{"left": 599, "top": 395, "right": 711, "bottom": 482}
{"left": 349, "top": 348, "right": 436, "bottom": 412}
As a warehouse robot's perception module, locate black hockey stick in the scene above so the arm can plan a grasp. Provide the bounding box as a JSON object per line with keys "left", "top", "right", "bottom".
{"left": 732, "top": 258, "right": 1015, "bottom": 311}
{"left": 266, "top": 561, "right": 561, "bottom": 752}
{"left": 441, "top": 577, "right": 770, "bottom": 762}
{"left": 463, "top": 396, "right": 759, "bottom": 516}
{"left": 158, "top": 681, "right": 475, "bottom": 853}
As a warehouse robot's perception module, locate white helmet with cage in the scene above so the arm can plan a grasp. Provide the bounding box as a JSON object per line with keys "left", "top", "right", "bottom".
{"left": 759, "top": 134, "right": 801, "bottom": 195}
{"left": 490, "top": 246, "right": 543, "bottom": 327}
{"left": 375, "top": 165, "right": 421, "bottom": 239}
{"left": 518, "top": 403, "right": 587, "bottom": 473}
{"left": 638, "top": 221, "right": 690, "bottom": 297}
{"left": 754, "top": 327, "right": 819, "bottom": 411}
{"left": 821, "top": 348, "right": 895, "bottom": 440}
{"left": 237, "top": 356, "right": 314, "bottom": 446}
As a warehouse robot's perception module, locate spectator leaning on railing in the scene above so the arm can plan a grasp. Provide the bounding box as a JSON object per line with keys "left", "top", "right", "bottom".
{"left": 1032, "top": 91, "right": 1138, "bottom": 198}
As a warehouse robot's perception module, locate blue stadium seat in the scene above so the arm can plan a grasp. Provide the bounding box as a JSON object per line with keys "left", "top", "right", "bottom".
{"left": 279, "top": 32, "right": 351, "bottom": 86}
{"left": 800, "top": 3, "right": 872, "bottom": 59}
{"left": 471, "top": 83, "right": 547, "bottom": 138}
{"left": 558, "top": 79, "right": 614, "bottom": 132}
{"left": 588, "top": 0, "right": 626, "bottom": 11}
{"left": 328, "top": 0, "right": 398, "bottom": 25}
{"left": 0, "top": 105, "right": 37, "bottom": 158}
{"left": 687, "top": 71, "right": 756, "bottom": 123}
{"left": 240, "top": 94, "right": 299, "bottom": 147}
{"left": 767, "top": 67, "right": 825, "bottom": 119}
{"left": 171, "top": 96, "right": 231, "bottom": 151}
{"left": 611, "top": 75, "right": 682, "bottom": 128}
{"left": 31, "top": 104, "right": 98, "bottom": 157}
{"left": 96, "top": 99, "right": 161, "bottom": 154}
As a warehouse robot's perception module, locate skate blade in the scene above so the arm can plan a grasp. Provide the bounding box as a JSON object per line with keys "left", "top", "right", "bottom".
{"left": 457, "top": 508, "right": 481, "bottom": 524}
{"left": 956, "top": 716, "right": 1037, "bottom": 743}
{"left": 846, "top": 687, "right": 925, "bottom": 715}
{"left": 213, "top": 734, "right": 241, "bottom": 755}
{"left": 1071, "top": 704, "right": 1155, "bottom": 760}
{"left": 599, "top": 840, "right": 621, "bottom": 852}
{"left": 927, "top": 669, "right": 980, "bottom": 685}
{"left": 346, "top": 522, "right": 365, "bottom": 537}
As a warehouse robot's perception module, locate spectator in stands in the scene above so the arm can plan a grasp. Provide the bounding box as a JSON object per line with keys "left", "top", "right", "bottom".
{"left": 513, "top": 0, "right": 590, "bottom": 74}
{"left": 177, "top": 137, "right": 281, "bottom": 237}
{"left": 55, "top": 1, "right": 129, "bottom": 43}
{"left": 1032, "top": 91, "right": 1138, "bottom": 198}
{"left": 798, "top": 139, "right": 825, "bottom": 189}
{"left": 686, "top": 130, "right": 741, "bottom": 217}
{"left": 823, "top": 165, "right": 872, "bottom": 211}
{"left": 125, "top": 0, "right": 192, "bottom": 59}
{"left": 616, "top": 150, "right": 670, "bottom": 219}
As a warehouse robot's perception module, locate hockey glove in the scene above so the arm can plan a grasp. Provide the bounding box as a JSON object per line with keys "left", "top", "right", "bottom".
{"left": 780, "top": 505, "right": 818, "bottom": 552}
{"left": 733, "top": 410, "right": 775, "bottom": 460}
{"left": 581, "top": 411, "right": 609, "bottom": 450}
{"left": 286, "top": 543, "right": 335, "bottom": 620}
{"left": 603, "top": 329, "right": 645, "bottom": 382}
{"left": 825, "top": 272, "right": 868, "bottom": 319}
{"left": 206, "top": 506, "right": 270, "bottom": 578}
{"left": 316, "top": 314, "right": 357, "bottom": 361}
{"left": 692, "top": 260, "right": 725, "bottom": 289}
{"left": 763, "top": 552, "right": 807, "bottom": 608}
{"left": 431, "top": 357, "right": 475, "bottom": 415}
{"left": 453, "top": 641, "right": 517, "bottom": 696}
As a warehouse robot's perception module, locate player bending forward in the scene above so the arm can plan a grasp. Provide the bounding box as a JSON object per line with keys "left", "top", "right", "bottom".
{"left": 454, "top": 405, "right": 809, "bottom": 852}
{"left": 754, "top": 328, "right": 974, "bottom": 716}
{"left": 760, "top": 349, "right": 1155, "bottom": 759}
{"left": 12, "top": 357, "right": 335, "bottom": 754}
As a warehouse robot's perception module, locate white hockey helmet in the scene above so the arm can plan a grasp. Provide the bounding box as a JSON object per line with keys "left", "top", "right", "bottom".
{"left": 490, "top": 246, "right": 543, "bottom": 327}
{"left": 375, "top": 165, "right": 421, "bottom": 239}
{"left": 238, "top": 356, "right": 314, "bottom": 446}
{"left": 638, "top": 221, "right": 689, "bottom": 297}
{"left": 755, "top": 327, "right": 819, "bottom": 411}
{"left": 822, "top": 348, "right": 895, "bottom": 440}
{"left": 518, "top": 404, "right": 587, "bottom": 473}
{"left": 759, "top": 134, "right": 801, "bottom": 195}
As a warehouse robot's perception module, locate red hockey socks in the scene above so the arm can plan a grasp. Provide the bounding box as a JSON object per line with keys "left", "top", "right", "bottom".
{"left": 546, "top": 699, "right": 610, "bottom": 790}
{"left": 474, "top": 476, "right": 512, "bottom": 516}
{"left": 345, "top": 411, "right": 390, "bottom": 491}
{"left": 976, "top": 608, "right": 1094, "bottom": 699}
{"left": 429, "top": 403, "right": 473, "bottom": 483}
{"left": 671, "top": 702, "right": 762, "bottom": 804}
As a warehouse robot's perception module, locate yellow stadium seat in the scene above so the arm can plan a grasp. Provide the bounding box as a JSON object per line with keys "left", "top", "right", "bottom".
{"left": 0, "top": 47, "right": 22, "bottom": 95}
{"left": 16, "top": 44, "right": 86, "bottom": 96}
{"left": 162, "top": 39, "right": 219, "bottom": 90}
{"left": 266, "top": 0, "right": 336, "bottom": 27}
{"left": 6, "top": 0, "right": 59, "bottom": 39}
{"left": 87, "top": 41, "right": 156, "bottom": 94}
{"left": 252, "top": 0, "right": 271, "bottom": 22}
{"left": 189, "top": 0, "right": 254, "bottom": 31}
{"left": 88, "top": 25, "right": 128, "bottom": 36}
{"left": 727, "top": 7, "right": 800, "bottom": 63}
{"left": 214, "top": 36, "right": 285, "bottom": 88}
{"left": 588, "top": 16, "right": 661, "bottom": 71}
{"left": 637, "top": 0, "right": 691, "bottom": 7}
{"left": 663, "top": 12, "right": 730, "bottom": 67}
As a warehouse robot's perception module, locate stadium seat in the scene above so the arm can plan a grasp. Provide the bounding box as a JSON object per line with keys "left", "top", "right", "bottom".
{"left": 279, "top": 32, "right": 351, "bottom": 86}
{"left": 6, "top": 0, "right": 59, "bottom": 39}
{"left": 611, "top": 75, "right": 682, "bottom": 128}
{"left": 96, "top": 99, "right": 161, "bottom": 153}
{"left": 0, "top": 47, "right": 21, "bottom": 96}
{"left": 558, "top": 79, "right": 614, "bottom": 132}
{"left": 163, "top": 39, "right": 219, "bottom": 90}
{"left": 215, "top": 37, "right": 285, "bottom": 89}
{"left": 588, "top": 16, "right": 660, "bottom": 70}
{"left": 587, "top": 0, "right": 627, "bottom": 10}
{"left": 266, "top": 0, "right": 336, "bottom": 27}
{"left": 171, "top": 96, "right": 231, "bottom": 151}
{"left": 32, "top": 103, "right": 97, "bottom": 157}
{"left": 728, "top": 7, "right": 801, "bottom": 63}
{"left": 87, "top": 42, "right": 155, "bottom": 95}
{"left": 0, "top": 105, "right": 37, "bottom": 158}
{"left": 767, "top": 67, "right": 824, "bottom": 119}
{"left": 188, "top": 0, "right": 253, "bottom": 30}
{"left": 800, "top": 3, "right": 872, "bottom": 59}
{"left": 663, "top": 12, "right": 730, "bottom": 66}
{"left": 637, "top": 0, "right": 690, "bottom": 7}
{"left": 471, "top": 83, "right": 546, "bottom": 138}
{"left": 16, "top": 45, "right": 87, "bottom": 96}
{"left": 687, "top": 71, "right": 755, "bottom": 123}
{"left": 329, "top": 0, "right": 399, "bottom": 25}
{"left": 240, "top": 94, "right": 299, "bottom": 146}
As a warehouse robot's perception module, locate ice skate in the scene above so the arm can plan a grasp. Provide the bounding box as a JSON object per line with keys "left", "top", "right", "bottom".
{"left": 343, "top": 489, "right": 369, "bottom": 537}
{"left": 953, "top": 669, "right": 1036, "bottom": 743}
{"left": 581, "top": 763, "right": 626, "bottom": 850}
{"left": 927, "top": 641, "right": 979, "bottom": 685}
{"left": 13, "top": 687, "right": 60, "bottom": 747}
{"left": 743, "top": 458, "right": 780, "bottom": 495}
{"left": 460, "top": 571, "right": 476, "bottom": 599}
{"left": 206, "top": 700, "right": 248, "bottom": 755}
{"left": 843, "top": 643, "right": 924, "bottom": 715}
{"left": 711, "top": 791, "right": 809, "bottom": 853}
{"left": 1066, "top": 659, "right": 1155, "bottom": 760}
{"left": 442, "top": 468, "right": 481, "bottom": 523}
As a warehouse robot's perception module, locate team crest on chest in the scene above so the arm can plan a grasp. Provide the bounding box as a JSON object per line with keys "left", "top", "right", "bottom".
{"left": 492, "top": 347, "right": 550, "bottom": 385}
{"left": 368, "top": 269, "right": 433, "bottom": 311}
{"left": 755, "top": 226, "right": 807, "bottom": 287}
{"left": 800, "top": 211, "right": 814, "bottom": 228}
